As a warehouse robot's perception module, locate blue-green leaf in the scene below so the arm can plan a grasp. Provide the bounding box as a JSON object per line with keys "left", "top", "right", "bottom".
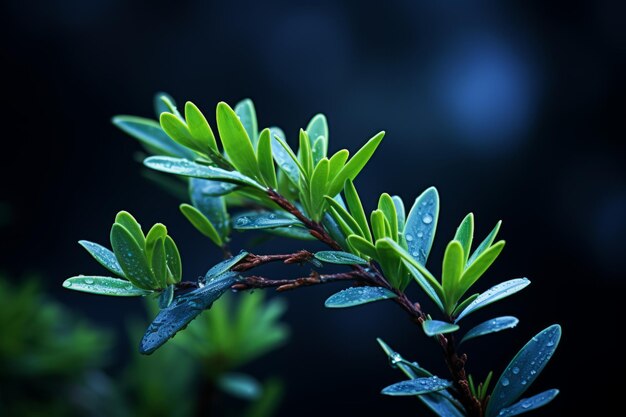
{"left": 78, "top": 240, "right": 125, "bottom": 277}
{"left": 496, "top": 389, "right": 559, "bottom": 417}
{"left": 271, "top": 130, "right": 300, "bottom": 186}
{"left": 422, "top": 320, "right": 459, "bottom": 337}
{"left": 314, "top": 251, "right": 368, "bottom": 265}
{"left": 218, "top": 372, "right": 262, "bottom": 400}
{"left": 234, "top": 99, "right": 259, "bottom": 147}
{"left": 324, "top": 287, "right": 396, "bottom": 308}
{"left": 232, "top": 211, "right": 302, "bottom": 230}
{"left": 110, "top": 224, "right": 156, "bottom": 290}
{"left": 144, "top": 156, "right": 265, "bottom": 190}
{"left": 139, "top": 273, "right": 238, "bottom": 355}
{"left": 187, "top": 178, "right": 238, "bottom": 197}
{"left": 381, "top": 377, "right": 452, "bottom": 396}
{"left": 461, "top": 316, "right": 519, "bottom": 344}
{"left": 155, "top": 92, "right": 181, "bottom": 118}
{"left": 455, "top": 278, "right": 530, "bottom": 322}
{"left": 392, "top": 195, "right": 406, "bottom": 237}
{"left": 158, "top": 284, "right": 174, "bottom": 309}
{"left": 486, "top": 325, "right": 562, "bottom": 417}
{"left": 63, "top": 276, "right": 152, "bottom": 296}
{"left": 266, "top": 225, "right": 315, "bottom": 240}
{"left": 204, "top": 251, "right": 249, "bottom": 281}
{"left": 112, "top": 116, "right": 195, "bottom": 159}
{"left": 189, "top": 178, "right": 230, "bottom": 238}
{"left": 404, "top": 187, "right": 439, "bottom": 266}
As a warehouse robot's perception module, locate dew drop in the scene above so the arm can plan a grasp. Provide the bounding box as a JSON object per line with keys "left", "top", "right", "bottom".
{"left": 417, "top": 231, "right": 424, "bottom": 238}
{"left": 521, "top": 379, "right": 527, "bottom": 385}
{"left": 85, "top": 278, "right": 94, "bottom": 285}
{"left": 63, "top": 281, "right": 72, "bottom": 288}
{"left": 422, "top": 214, "right": 433, "bottom": 224}
{"left": 235, "top": 217, "right": 250, "bottom": 226}
{"left": 522, "top": 400, "right": 532, "bottom": 409}
{"left": 512, "top": 367, "right": 520, "bottom": 375}
{"left": 406, "top": 234, "right": 414, "bottom": 242}
{"left": 501, "top": 377, "right": 510, "bottom": 386}
{"left": 546, "top": 341, "right": 555, "bottom": 347}
{"left": 411, "top": 251, "right": 419, "bottom": 257}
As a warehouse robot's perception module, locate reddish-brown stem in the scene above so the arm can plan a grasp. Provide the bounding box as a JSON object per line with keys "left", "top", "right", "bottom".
{"left": 267, "top": 189, "right": 342, "bottom": 250}
{"left": 232, "top": 250, "right": 315, "bottom": 272}
{"left": 232, "top": 270, "right": 364, "bottom": 291}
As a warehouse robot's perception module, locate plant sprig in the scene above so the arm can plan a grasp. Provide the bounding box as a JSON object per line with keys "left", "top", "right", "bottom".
{"left": 64, "top": 93, "right": 561, "bottom": 417}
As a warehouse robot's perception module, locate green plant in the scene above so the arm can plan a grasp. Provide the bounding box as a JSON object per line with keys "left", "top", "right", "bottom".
{"left": 64, "top": 94, "right": 561, "bottom": 417}
{"left": 0, "top": 276, "right": 111, "bottom": 417}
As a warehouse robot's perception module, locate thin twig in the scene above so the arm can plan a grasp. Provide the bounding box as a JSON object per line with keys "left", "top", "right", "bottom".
{"left": 232, "top": 270, "right": 364, "bottom": 292}
{"left": 232, "top": 250, "right": 315, "bottom": 272}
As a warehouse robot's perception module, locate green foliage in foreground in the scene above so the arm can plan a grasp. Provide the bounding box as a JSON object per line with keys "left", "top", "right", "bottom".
{"left": 63, "top": 93, "right": 562, "bottom": 417}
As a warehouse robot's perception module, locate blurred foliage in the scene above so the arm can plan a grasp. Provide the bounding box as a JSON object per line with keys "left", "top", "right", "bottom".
{"left": 0, "top": 276, "right": 111, "bottom": 417}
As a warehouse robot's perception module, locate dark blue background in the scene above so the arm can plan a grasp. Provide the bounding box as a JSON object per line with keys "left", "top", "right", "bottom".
{"left": 2, "top": 1, "right": 625, "bottom": 415}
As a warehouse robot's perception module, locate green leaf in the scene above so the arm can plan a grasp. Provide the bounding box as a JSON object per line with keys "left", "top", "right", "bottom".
{"left": 205, "top": 251, "right": 249, "bottom": 280}
{"left": 184, "top": 101, "right": 218, "bottom": 151}
{"left": 110, "top": 224, "right": 157, "bottom": 290}
{"left": 324, "top": 286, "right": 396, "bottom": 308}
{"left": 298, "top": 129, "right": 313, "bottom": 178}
{"left": 145, "top": 223, "right": 168, "bottom": 261}
{"left": 457, "top": 240, "right": 505, "bottom": 298}
{"left": 468, "top": 220, "right": 502, "bottom": 266}
{"left": 140, "top": 273, "right": 238, "bottom": 355}
{"left": 216, "top": 102, "right": 259, "bottom": 178}
{"left": 158, "top": 284, "right": 174, "bottom": 309}
{"left": 144, "top": 156, "right": 265, "bottom": 190}
{"left": 151, "top": 237, "right": 168, "bottom": 288}
{"left": 378, "top": 193, "right": 398, "bottom": 241}
{"left": 404, "top": 187, "right": 439, "bottom": 266}
{"left": 461, "top": 316, "right": 519, "bottom": 344}
{"left": 495, "top": 389, "right": 559, "bottom": 417}
{"left": 63, "top": 276, "right": 152, "bottom": 296}
{"left": 403, "top": 260, "right": 445, "bottom": 312}
{"left": 486, "top": 325, "right": 562, "bottom": 417}
{"left": 114, "top": 211, "right": 146, "bottom": 248}
{"left": 346, "top": 234, "right": 378, "bottom": 259}
{"left": 78, "top": 240, "right": 125, "bottom": 277}
{"left": 232, "top": 211, "right": 302, "bottom": 230}
{"left": 234, "top": 99, "right": 259, "bottom": 147}
{"left": 164, "top": 236, "right": 182, "bottom": 283}
{"left": 160, "top": 112, "right": 204, "bottom": 154}
{"left": 218, "top": 372, "right": 261, "bottom": 401}
{"left": 455, "top": 213, "right": 474, "bottom": 264}
{"left": 314, "top": 251, "right": 368, "bottom": 265}
{"left": 455, "top": 278, "right": 530, "bottom": 322}
{"left": 256, "top": 129, "right": 278, "bottom": 189}
{"left": 309, "top": 158, "right": 329, "bottom": 218}
{"left": 376, "top": 238, "right": 440, "bottom": 291}
{"left": 422, "top": 320, "right": 459, "bottom": 337}
{"left": 306, "top": 113, "right": 328, "bottom": 157}
{"left": 325, "top": 196, "right": 363, "bottom": 237}
{"left": 328, "top": 149, "right": 349, "bottom": 179}
{"left": 329, "top": 131, "right": 385, "bottom": 196}
{"left": 370, "top": 209, "right": 387, "bottom": 241}
{"left": 381, "top": 377, "right": 452, "bottom": 396}
{"left": 442, "top": 240, "right": 465, "bottom": 313}
{"left": 344, "top": 180, "right": 372, "bottom": 242}
{"left": 112, "top": 116, "right": 195, "bottom": 159}
{"left": 180, "top": 203, "right": 223, "bottom": 246}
